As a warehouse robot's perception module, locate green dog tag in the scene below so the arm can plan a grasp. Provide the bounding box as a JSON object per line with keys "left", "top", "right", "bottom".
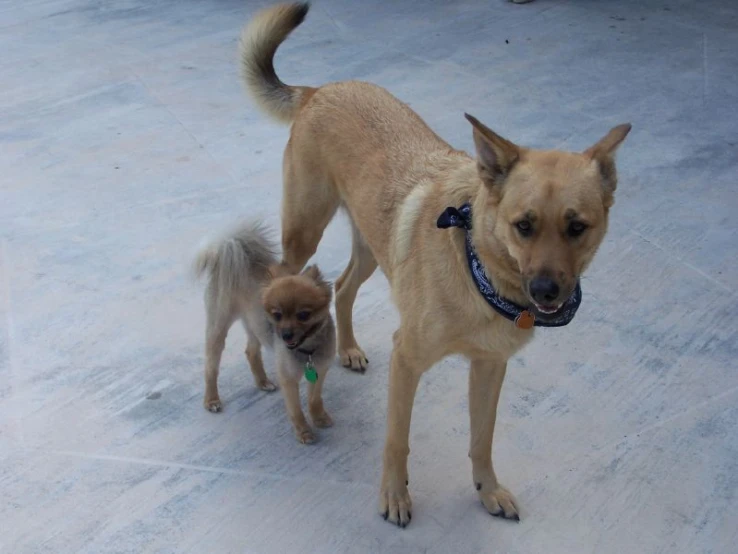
{"left": 304, "top": 362, "right": 318, "bottom": 383}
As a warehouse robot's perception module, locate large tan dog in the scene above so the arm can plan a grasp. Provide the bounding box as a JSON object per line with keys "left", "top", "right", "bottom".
{"left": 239, "top": 3, "right": 630, "bottom": 527}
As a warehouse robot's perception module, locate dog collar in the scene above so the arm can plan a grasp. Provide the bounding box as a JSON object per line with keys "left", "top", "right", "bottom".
{"left": 289, "top": 320, "right": 324, "bottom": 352}
{"left": 436, "top": 203, "right": 582, "bottom": 329}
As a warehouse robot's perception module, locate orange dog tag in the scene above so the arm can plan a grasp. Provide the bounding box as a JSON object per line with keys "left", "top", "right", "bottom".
{"left": 515, "top": 310, "right": 535, "bottom": 330}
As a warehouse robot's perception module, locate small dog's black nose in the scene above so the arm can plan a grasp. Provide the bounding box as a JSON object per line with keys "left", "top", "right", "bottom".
{"left": 282, "top": 329, "right": 294, "bottom": 341}
{"left": 529, "top": 277, "right": 560, "bottom": 304}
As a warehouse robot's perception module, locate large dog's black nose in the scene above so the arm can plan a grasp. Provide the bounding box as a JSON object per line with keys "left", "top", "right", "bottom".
{"left": 282, "top": 329, "right": 294, "bottom": 341}
{"left": 529, "top": 277, "right": 560, "bottom": 304}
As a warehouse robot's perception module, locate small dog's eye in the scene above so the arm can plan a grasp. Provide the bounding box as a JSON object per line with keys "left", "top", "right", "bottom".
{"left": 515, "top": 220, "right": 533, "bottom": 237}
{"left": 296, "top": 311, "right": 311, "bottom": 322}
{"left": 567, "top": 221, "right": 588, "bottom": 238}
{"left": 273, "top": 312, "right": 282, "bottom": 322}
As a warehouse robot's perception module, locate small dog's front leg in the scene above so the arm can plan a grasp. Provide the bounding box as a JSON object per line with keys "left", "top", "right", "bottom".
{"left": 278, "top": 373, "right": 314, "bottom": 444}
{"left": 307, "top": 367, "right": 333, "bottom": 428}
{"left": 469, "top": 358, "right": 520, "bottom": 521}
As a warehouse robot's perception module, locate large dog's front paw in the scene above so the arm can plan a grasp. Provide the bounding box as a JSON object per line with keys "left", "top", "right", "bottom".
{"left": 339, "top": 346, "right": 369, "bottom": 373}
{"left": 478, "top": 484, "right": 520, "bottom": 521}
{"left": 379, "top": 476, "right": 412, "bottom": 528}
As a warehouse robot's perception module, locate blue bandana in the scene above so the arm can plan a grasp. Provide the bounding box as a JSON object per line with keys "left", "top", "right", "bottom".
{"left": 436, "top": 203, "right": 582, "bottom": 328}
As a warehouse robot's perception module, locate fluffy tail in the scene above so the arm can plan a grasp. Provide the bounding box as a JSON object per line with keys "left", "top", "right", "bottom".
{"left": 239, "top": 2, "right": 313, "bottom": 123}
{"left": 193, "top": 220, "right": 278, "bottom": 302}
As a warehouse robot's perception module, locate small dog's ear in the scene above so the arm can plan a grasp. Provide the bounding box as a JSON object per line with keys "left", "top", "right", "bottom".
{"left": 302, "top": 265, "right": 333, "bottom": 301}
{"left": 302, "top": 265, "right": 322, "bottom": 281}
{"left": 465, "top": 113, "right": 520, "bottom": 191}
{"left": 583, "top": 123, "right": 631, "bottom": 206}
{"left": 268, "top": 263, "right": 291, "bottom": 279}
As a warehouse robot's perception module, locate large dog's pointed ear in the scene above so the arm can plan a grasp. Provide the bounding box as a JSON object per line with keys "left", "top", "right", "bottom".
{"left": 465, "top": 113, "right": 520, "bottom": 191}
{"left": 584, "top": 123, "right": 631, "bottom": 205}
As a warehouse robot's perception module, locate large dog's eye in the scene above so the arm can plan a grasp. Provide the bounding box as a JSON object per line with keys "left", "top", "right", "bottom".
{"left": 296, "top": 311, "right": 311, "bottom": 322}
{"left": 515, "top": 220, "right": 533, "bottom": 237}
{"left": 272, "top": 311, "right": 282, "bottom": 322}
{"left": 567, "top": 221, "right": 588, "bottom": 238}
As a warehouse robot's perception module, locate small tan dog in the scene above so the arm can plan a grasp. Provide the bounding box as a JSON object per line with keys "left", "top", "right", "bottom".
{"left": 240, "top": 3, "right": 631, "bottom": 526}
{"left": 194, "top": 221, "right": 336, "bottom": 444}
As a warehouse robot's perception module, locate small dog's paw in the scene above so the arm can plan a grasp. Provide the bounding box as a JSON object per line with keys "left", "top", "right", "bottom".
{"left": 204, "top": 398, "right": 222, "bottom": 413}
{"left": 312, "top": 410, "right": 333, "bottom": 428}
{"left": 379, "top": 477, "right": 412, "bottom": 528}
{"left": 258, "top": 379, "right": 277, "bottom": 392}
{"left": 339, "top": 346, "right": 369, "bottom": 373}
{"left": 479, "top": 484, "right": 520, "bottom": 521}
{"left": 296, "top": 427, "right": 315, "bottom": 444}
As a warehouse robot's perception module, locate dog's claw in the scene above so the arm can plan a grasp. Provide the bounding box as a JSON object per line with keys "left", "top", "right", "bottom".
{"left": 379, "top": 478, "right": 412, "bottom": 528}
{"left": 339, "top": 346, "right": 369, "bottom": 372}
{"left": 258, "top": 379, "right": 278, "bottom": 392}
{"left": 297, "top": 428, "right": 315, "bottom": 444}
{"left": 479, "top": 484, "right": 520, "bottom": 521}
{"left": 491, "top": 510, "right": 520, "bottom": 522}
{"left": 312, "top": 411, "right": 333, "bottom": 428}
{"left": 204, "top": 399, "right": 222, "bottom": 413}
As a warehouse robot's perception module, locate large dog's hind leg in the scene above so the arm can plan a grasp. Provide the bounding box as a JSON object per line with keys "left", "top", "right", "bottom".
{"left": 469, "top": 358, "right": 520, "bottom": 520}
{"left": 280, "top": 142, "right": 340, "bottom": 272}
{"left": 335, "top": 225, "right": 377, "bottom": 372}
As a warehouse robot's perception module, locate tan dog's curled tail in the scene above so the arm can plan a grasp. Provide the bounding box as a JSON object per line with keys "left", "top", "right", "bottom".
{"left": 239, "top": 2, "right": 313, "bottom": 123}
{"left": 193, "top": 220, "right": 278, "bottom": 304}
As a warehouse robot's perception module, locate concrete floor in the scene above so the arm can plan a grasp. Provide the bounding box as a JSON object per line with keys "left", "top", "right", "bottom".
{"left": 2, "top": 0, "right": 737, "bottom": 552}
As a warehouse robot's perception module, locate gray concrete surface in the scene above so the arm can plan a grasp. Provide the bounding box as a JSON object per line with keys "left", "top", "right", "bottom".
{"left": 1, "top": 1, "right": 737, "bottom": 552}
